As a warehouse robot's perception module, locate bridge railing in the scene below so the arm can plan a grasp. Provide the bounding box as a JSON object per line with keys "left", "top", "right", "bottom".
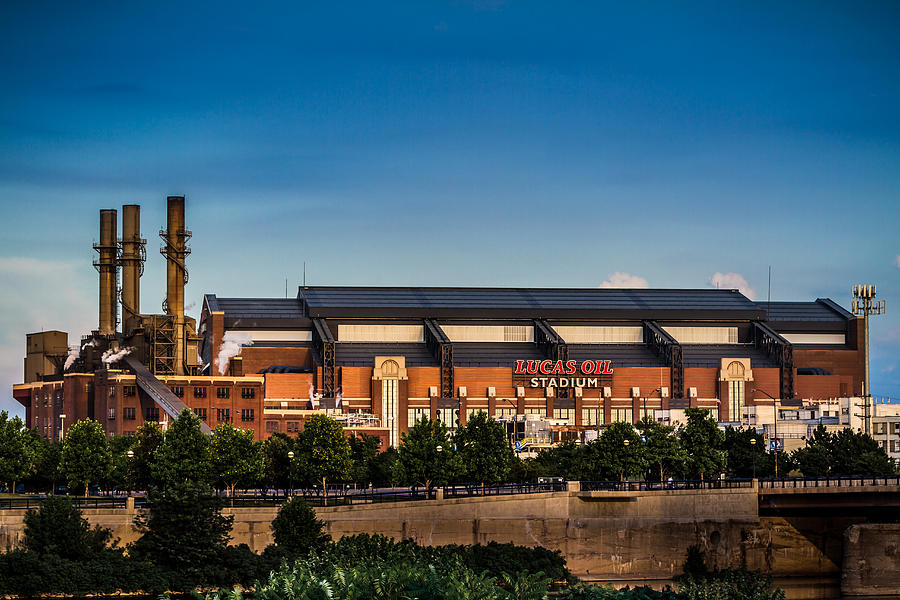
{"left": 759, "top": 475, "right": 900, "bottom": 489}
{"left": 580, "top": 479, "right": 754, "bottom": 492}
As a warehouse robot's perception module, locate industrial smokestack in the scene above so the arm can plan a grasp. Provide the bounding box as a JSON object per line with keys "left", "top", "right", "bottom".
{"left": 96, "top": 209, "right": 118, "bottom": 335}
{"left": 120, "top": 204, "right": 144, "bottom": 328}
{"left": 161, "top": 196, "right": 190, "bottom": 374}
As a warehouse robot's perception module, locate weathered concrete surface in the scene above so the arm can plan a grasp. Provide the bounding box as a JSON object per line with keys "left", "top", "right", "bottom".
{"left": 842, "top": 524, "right": 900, "bottom": 599}
{"left": 0, "top": 491, "right": 864, "bottom": 599}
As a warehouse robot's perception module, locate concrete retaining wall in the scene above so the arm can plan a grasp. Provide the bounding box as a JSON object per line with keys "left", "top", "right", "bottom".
{"left": 0, "top": 490, "right": 856, "bottom": 599}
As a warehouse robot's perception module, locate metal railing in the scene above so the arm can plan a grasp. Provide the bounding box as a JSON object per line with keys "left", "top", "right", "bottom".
{"left": 580, "top": 479, "right": 755, "bottom": 492}
{"left": 0, "top": 496, "right": 149, "bottom": 510}
{"left": 759, "top": 475, "right": 900, "bottom": 489}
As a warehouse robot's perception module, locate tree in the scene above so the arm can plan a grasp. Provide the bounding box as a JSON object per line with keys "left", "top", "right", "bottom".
{"left": 210, "top": 423, "right": 260, "bottom": 499}
{"left": 792, "top": 425, "right": 895, "bottom": 477}
{"left": 28, "top": 433, "right": 60, "bottom": 493}
{"left": 348, "top": 433, "right": 382, "bottom": 486}
{"left": 0, "top": 411, "right": 34, "bottom": 493}
{"left": 454, "top": 411, "right": 514, "bottom": 486}
{"left": 22, "top": 495, "right": 113, "bottom": 559}
{"left": 151, "top": 409, "right": 211, "bottom": 487}
{"left": 637, "top": 417, "right": 687, "bottom": 481}
{"left": 106, "top": 434, "right": 137, "bottom": 491}
{"left": 583, "top": 421, "right": 646, "bottom": 481}
{"left": 679, "top": 408, "right": 726, "bottom": 480}
{"left": 723, "top": 426, "right": 768, "bottom": 478}
{"left": 294, "top": 414, "right": 351, "bottom": 504}
{"left": 397, "top": 416, "right": 458, "bottom": 493}
{"left": 532, "top": 440, "right": 584, "bottom": 481}
{"left": 59, "top": 419, "right": 111, "bottom": 496}
{"left": 130, "top": 422, "right": 164, "bottom": 491}
{"left": 369, "top": 445, "right": 401, "bottom": 487}
{"left": 131, "top": 480, "right": 233, "bottom": 573}
{"left": 261, "top": 432, "right": 296, "bottom": 494}
{"left": 270, "top": 496, "right": 331, "bottom": 553}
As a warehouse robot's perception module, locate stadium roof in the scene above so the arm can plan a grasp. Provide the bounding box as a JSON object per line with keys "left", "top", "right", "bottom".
{"left": 298, "top": 286, "right": 767, "bottom": 321}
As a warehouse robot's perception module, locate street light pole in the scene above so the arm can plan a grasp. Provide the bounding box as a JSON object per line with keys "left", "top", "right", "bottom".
{"left": 287, "top": 450, "right": 294, "bottom": 499}
{"left": 749, "top": 438, "right": 757, "bottom": 480}
{"left": 752, "top": 388, "right": 779, "bottom": 478}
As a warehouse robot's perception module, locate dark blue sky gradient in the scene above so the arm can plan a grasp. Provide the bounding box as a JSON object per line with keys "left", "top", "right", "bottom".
{"left": 1, "top": 1, "right": 899, "bottom": 414}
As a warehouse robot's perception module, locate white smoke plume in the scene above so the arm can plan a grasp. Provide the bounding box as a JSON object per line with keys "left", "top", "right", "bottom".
{"left": 709, "top": 272, "right": 756, "bottom": 300}
{"left": 216, "top": 331, "right": 254, "bottom": 374}
{"left": 599, "top": 272, "right": 649, "bottom": 288}
{"left": 895, "top": 254, "right": 900, "bottom": 269}
{"left": 64, "top": 339, "right": 97, "bottom": 371}
{"left": 101, "top": 346, "right": 134, "bottom": 365}
{"left": 335, "top": 388, "right": 342, "bottom": 409}
{"left": 63, "top": 347, "right": 79, "bottom": 371}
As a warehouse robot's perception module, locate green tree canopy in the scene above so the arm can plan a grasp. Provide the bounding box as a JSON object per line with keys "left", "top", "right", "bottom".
{"left": 454, "top": 411, "right": 514, "bottom": 486}
{"left": 583, "top": 421, "right": 647, "bottom": 481}
{"left": 348, "top": 433, "right": 382, "bottom": 486}
{"left": 59, "top": 419, "right": 111, "bottom": 495}
{"left": 723, "top": 426, "right": 768, "bottom": 478}
{"left": 27, "top": 432, "right": 60, "bottom": 493}
{"left": 679, "top": 408, "right": 726, "bottom": 480}
{"left": 106, "top": 433, "right": 137, "bottom": 491}
{"left": 131, "top": 480, "right": 233, "bottom": 574}
{"left": 270, "top": 496, "right": 331, "bottom": 553}
{"left": 792, "top": 425, "right": 895, "bottom": 477}
{"left": 130, "top": 421, "right": 164, "bottom": 491}
{"left": 210, "top": 423, "right": 260, "bottom": 498}
{"left": 151, "top": 409, "right": 211, "bottom": 487}
{"left": 294, "top": 414, "right": 352, "bottom": 501}
{"left": 261, "top": 432, "right": 296, "bottom": 492}
{"left": 637, "top": 417, "right": 687, "bottom": 481}
{"left": 397, "top": 416, "right": 459, "bottom": 492}
{"left": 0, "top": 411, "right": 34, "bottom": 493}
{"left": 23, "top": 495, "right": 113, "bottom": 559}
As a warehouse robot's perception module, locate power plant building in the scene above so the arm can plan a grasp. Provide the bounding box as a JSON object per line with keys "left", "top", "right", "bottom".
{"left": 12, "top": 198, "right": 869, "bottom": 448}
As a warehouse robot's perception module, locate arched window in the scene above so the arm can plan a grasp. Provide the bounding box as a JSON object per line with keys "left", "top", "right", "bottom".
{"left": 381, "top": 360, "right": 400, "bottom": 447}
{"left": 726, "top": 361, "right": 746, "bottom": 423}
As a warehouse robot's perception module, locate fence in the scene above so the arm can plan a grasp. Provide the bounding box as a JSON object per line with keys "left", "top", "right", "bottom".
{"left": 580, "top": 479, "right": 754, "bottom": 492}
{"left": 759, "top": 475, "right": 900, "bottom": 488}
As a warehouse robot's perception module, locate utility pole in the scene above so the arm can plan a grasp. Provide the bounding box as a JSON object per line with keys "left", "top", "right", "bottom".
{"left": 851, "top": 284, "right": 886, "bottom": 436}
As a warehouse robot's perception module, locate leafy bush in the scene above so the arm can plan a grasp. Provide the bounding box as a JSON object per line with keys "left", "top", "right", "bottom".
{"left": 22, "top": 495, "right": 115, "bottom": 559}
{"left": 271, "top": 496, "right": 331, "bottom": 553}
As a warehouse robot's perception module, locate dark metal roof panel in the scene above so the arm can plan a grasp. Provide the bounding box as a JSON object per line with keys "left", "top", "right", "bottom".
{"left": 452, "top": 343, "right": 544, "bottom": 367}
{"left": 334, "top": 343, "right": 437, "bottom": 367}
{"left": 567, "top": 344, "right": 666, "bottom": 367}
{"left": 682, "top": 344, "right": 779, "bottom": 368}
{"left": 300, "top": 287, "right": 766, "bottom": 320}
{"left": 215, "top": 297, "right": 306, "bottom": 320}
{"left": 763, "top": 301, "right": 851, "bottom": 322}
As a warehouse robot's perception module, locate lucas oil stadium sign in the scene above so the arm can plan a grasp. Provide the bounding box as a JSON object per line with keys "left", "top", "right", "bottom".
{"left": 513, "top": 360, "right": 613, "bottom": 389}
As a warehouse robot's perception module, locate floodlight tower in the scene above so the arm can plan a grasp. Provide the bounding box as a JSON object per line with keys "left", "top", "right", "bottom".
{"left": 851, "top": 284, "right": 886, "bottom": 435}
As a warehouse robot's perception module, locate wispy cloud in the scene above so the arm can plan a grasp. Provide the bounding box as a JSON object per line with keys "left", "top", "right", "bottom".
{"left": 709, "top": 272, "right": 756, "bottom": 300}
{"left": 895, "top": 254, "right": 899, "bottom": 268}
{"left": 599, "top": 272, "right": 649, "bottom": 288}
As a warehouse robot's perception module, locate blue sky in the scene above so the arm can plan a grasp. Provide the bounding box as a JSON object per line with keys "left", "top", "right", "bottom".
{"left": 1, "top": 1, "right": 899, "bottom": 416}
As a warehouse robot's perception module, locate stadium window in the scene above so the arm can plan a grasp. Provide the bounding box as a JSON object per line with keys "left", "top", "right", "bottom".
{"left": 553, "top": 408, "right": 575, "bottom": 425}
{"left": 466, "top": 408, "right": 487, "bottom": 421}
{"left": 611, "top": 408, "right": 633, "bottom": 423}
{"left": 494, "top": 407, "right": 516, "bottom": 418}
{"left": 582, "top": 408, "right": 603, "bottom": 426}
{"left": 240, "top": 387, "right": 255, "bottom": 399}
{"left": 123, "top": 385, "right": 136, "bottom": 397}
{"left": 107, "top": 408, "right": 116, "bottom": 421}
{"left": 241, "top": 409, "right": 255, "bottom": 422}
{"left": 194, "top": 387, "right": 207, "bottom": 398}
{"left": 639, "top": 408, "right": 656, "bottom": 421}
{"left": 216, "top": 387, "right": 230, "bottom": 399}
{"left": 145, "top": 407, "right": 160, "bottom": 421}
{"left": 408, "top": 408, "right": 429, "bottom": 425}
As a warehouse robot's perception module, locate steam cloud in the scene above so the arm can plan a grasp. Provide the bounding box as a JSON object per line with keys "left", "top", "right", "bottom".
{"left": 216, "top": 331, "right": 254, "bottom": 374}
{"left": 709, "top": 272, "right": 756, "bottom": 300}
{"left": 101, "top": 346, "right": 134, "bottom": 365}
{"left": 64, "top": 339, "right": 97, "bottom": 371}
{"left": 599, "top": 272, "right": 649, "bottom": 288}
